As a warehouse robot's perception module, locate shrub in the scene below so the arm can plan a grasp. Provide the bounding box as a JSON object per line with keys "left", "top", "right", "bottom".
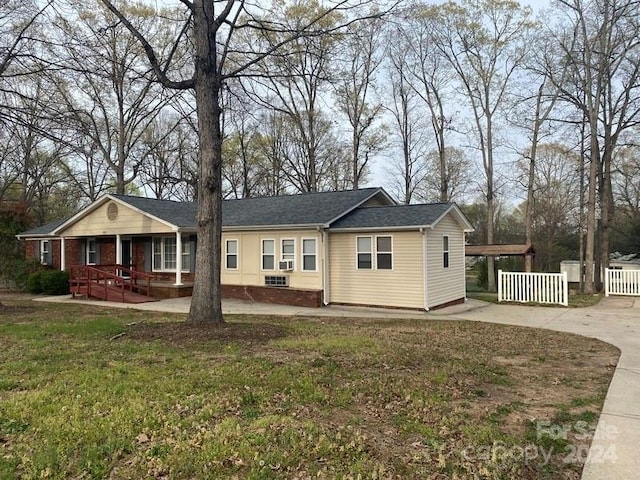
{"left": 26, "top": 271, "right": 44, "bottom": 294}
{"left": 40, "top": 270, "right": 70, "bottom": 295}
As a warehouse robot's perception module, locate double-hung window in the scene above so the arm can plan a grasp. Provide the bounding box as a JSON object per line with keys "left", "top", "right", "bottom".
{"left": 153, "top": 236, "right": 189, "bottom": 271}
{"left": 40, "top": 240, "right": 50, "bottom": 264}
{"left": 262, "top": 239, "right": 275, "bottom": 270}
{"left": 356, "top": 236, "right": 373, "bottom": 269}
{"left": 376, "top": 236, "right": 393, "bottom": 270}
{"left": 87, "top": 238, "right": 97, "bottom": 265}
{"left": 356, "top": 235, "right": 393, "bottom": 270}
{"left": 443, "top": 235, "right": 450, "bottom": 268}
{"left": 226, "top": 239, "right": 238, "bottom": 269}
{"left": 302, "top": 238, "right": 317, "bottom": 271}
{"left": 281, "top": 239, "right": 295, "bottom": 269}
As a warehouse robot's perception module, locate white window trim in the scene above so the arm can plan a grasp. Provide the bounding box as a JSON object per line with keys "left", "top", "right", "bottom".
{"left": 281, "top": 238, "right": 296, "bottom": 271}
{"left": 261, "top": 238, "right": 276, "bottom": 271}
{"left": 356, "top": 235, "right": 373, "bottom": 270}
{"left": 376, "top": 235, "right": 394, "bottom": 271}
{"left": 152, "top": 236, "right": 190, "bottom": 272}
{"left": 301, "top": 237, "right": 318, "bottom": 272}
{"left": 443, "top": 235, "right": 450, "bottom": 269}
{"left": 225, "top": 239, "right": 239, "bottom": 270}
{"left": 356, "top": 235, "right": 394, "bottom": 271}
{"left": 86, "top": 237, "right": 97, "bottom": 265}
{"left": 40, "top": 240, "right": 50, "bottom": 264}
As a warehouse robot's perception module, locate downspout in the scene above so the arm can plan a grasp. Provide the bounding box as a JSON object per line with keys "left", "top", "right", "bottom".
{"left": 421, "top": 227, "right": 429, "bottom": 312}
{"left": 322, "top": 228, "right": 329, "bottom": 306}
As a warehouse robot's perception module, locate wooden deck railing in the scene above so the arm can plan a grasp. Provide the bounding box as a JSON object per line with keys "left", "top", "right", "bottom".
{"left": 69, "top": 264, "right": 153, "bottom": 302}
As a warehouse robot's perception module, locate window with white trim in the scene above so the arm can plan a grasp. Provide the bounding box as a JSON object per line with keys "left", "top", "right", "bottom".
{"left": 302, "top": 238, "right": 317, "bottom": 271}
{"left": 443, "top": 235, "right": 450, "bottom": 268}
{"left": 262, "top": 239, "right": 275, "bottom": 270}
{"left": 226, "top": 239, "right": 238, "bottom": 269}
{"left": 356, "top": 236, "right": 372, "bottom": 269}
{"left": 376, "top": 236, "right": 393, "bottom": 270}
{"left": 87, "top": 238, "right": 97, "bottom": 265}
{"left": 40, "top": 240, "right": 50, "bottom": 264}
{"left": 281, "top": 238, "right": 295, "bottom": 269}
{"left": 153, "top": 236, "right": 190, "bottom": 272}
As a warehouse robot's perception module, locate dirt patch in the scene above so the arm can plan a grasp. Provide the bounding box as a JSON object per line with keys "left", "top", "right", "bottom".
{"left": 0, "top": 305, "right": 37, "bottom": 316}
{"left": 125, "top": 320, "right": 289, "bottom": 344}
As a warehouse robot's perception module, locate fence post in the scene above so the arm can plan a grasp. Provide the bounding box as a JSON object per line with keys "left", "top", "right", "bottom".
{"left": 497, "top": 269, "right": 503, "bottom": 303}
{"left": 562, "top": 271, "right": 568, "bottom": 306}
{"left": 605, "top": 268, "right": 610, "bottom": 297}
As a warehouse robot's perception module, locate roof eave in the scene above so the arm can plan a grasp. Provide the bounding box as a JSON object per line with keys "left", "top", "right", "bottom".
{"left": 222, "top": 223, "right": 324, "bottom": 232}
{"left": 328, "top": 225, "right": 430, "bottom": 233}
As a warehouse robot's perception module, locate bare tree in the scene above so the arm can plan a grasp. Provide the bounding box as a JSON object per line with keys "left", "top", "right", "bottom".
{"left": 100, "top": 0, "right": 385, "bottom": 324}
{"left": 430, "top": 0, "right": 534, "bottom": 291}
{"left": 333, "top": 15, "right": 386, "bottom": 189}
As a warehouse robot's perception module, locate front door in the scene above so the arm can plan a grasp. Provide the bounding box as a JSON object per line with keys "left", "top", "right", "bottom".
{"left": 121, "top": 238, "right": 132, "bottom": 277}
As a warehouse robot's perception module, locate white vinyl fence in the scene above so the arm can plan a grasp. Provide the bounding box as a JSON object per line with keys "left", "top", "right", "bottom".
{"left": 605, "top": 268, "right": 640, "bottom": 297}
{"left": 498, "top": 270, "right": 569, "bottom": 306}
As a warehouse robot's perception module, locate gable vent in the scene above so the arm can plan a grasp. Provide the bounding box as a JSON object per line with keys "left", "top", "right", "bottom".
{"left": 107, "top": 202, "right": 119, "bottom": 221}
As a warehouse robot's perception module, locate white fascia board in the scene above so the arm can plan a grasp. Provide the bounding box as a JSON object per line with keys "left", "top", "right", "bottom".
{"left": 222, "top": 223, "right": 323, "bottom": 232}
{"left": 328, "top": 225, "right": 429, "bottom": 233}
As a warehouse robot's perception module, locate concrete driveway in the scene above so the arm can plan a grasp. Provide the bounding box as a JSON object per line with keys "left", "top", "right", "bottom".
{"left": 37, "top": 294, "right": 640, "bottom": 479}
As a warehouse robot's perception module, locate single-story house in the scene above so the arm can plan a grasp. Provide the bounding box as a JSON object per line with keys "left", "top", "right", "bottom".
{"left": 17, "top": 187, "right": 474, "bottom": 310}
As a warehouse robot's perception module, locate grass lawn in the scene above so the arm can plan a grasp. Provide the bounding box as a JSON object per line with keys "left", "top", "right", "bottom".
{"left": 0, "top": 295, "right": 618, "bottom": 479}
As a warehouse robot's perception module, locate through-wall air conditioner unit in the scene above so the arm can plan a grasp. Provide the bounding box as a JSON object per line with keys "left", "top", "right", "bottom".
{"left": 278, "top": 259, "right": 294, "bottom": 271}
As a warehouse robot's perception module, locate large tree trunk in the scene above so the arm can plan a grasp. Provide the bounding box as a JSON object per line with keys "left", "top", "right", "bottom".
{"left": 187, "top": 0, "right": 223, "bottom": 324}
{"left": 583, "top": 118, "right": 600, "bottom": 295}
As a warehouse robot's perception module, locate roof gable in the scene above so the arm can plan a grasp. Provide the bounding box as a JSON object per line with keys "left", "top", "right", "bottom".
{"left": 329, "top": 202, "right": 474, "bottom": 231}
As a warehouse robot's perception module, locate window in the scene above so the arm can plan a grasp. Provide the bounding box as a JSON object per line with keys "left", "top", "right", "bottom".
{"left": 376, "top": 236, "right": 393, "bottom": 270}
{"left": 357, "top": 235, "right": 394, "bottom": 270}
{"left": 357, "top": 236, "right": 372, "bottom": 269}
{"left": 265, "top": 275, "right": 288, "bottom": 287}
{"left": 87, "top": 238, "right": 97, "bottom": 265}
{"left": 40, "top": 240, "right": 50, "bottom": 264}
{"left": 164, "top": 237, "right": 177, "bottom": 270}
{"left": 302, "top": 238, "right": 317, "bottom": 271}
{"left": 181, "top": 239, "right": 191, "bottom": 271}
{"left": 262, "top": 239, "right": 275, "bottom": 270}
{"left": 281, "top": 239, "right": 295, "bottom": 269}
{"left": 153, "top": 236, "right": 190, "bottom": 271}
{"left": 443, "top": 235, "right": 450, "bottom": 268}
{"left": 226, "top": 239, "right": 238, "bottom": 269}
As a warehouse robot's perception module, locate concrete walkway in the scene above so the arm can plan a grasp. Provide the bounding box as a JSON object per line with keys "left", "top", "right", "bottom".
{"left": 36, "top": 294, "right": 640, "bottom": 479}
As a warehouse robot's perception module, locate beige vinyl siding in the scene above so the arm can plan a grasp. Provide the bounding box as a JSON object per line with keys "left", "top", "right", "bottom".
{"left": 425, "top": 213, "right": 466, "bottom": 308}
{"left": 329, "top": 231, "right": 424, "bottom": 309}
{"left": 61, "top": 202, "right": 172, "bottom": 236}
{"left": 221, "top": 229, "right": 323, "bottom": 290}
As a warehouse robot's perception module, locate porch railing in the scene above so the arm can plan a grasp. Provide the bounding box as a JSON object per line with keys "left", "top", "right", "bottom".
{"left": 69, "top": 264, "right": 153, "bottom": 302}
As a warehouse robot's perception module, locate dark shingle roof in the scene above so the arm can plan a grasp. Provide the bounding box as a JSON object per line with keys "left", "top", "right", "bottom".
{"left": 330, "top": 203, "right": 453, "bottom": 229}
{"left": 112, "top": 187, "right": 389, "bottom": 228}
{"left": 17, "top": 217, "right": 70, "bottom": 237}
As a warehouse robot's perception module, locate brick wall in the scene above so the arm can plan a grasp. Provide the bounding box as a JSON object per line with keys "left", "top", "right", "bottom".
{"left": 98, "top": 237, "right": 115, "bottom": 265}
{"left": 25, "top": 241, "right": 36, "bottom": 261}
{"left": 222, "top": 285, "right": 322, "bottom": 308}
{"left": 64, "top": 239, "right": 83, "bottom": 267}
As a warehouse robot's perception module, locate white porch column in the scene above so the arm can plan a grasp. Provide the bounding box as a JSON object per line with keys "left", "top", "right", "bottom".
{"left": 60, "top": 237, "right": 66, "bottom": 271}
{"left": 174, "top": 232, "right": 183, "bottom": 286}
{"left": 116, "top": 234, "right": 122, "bottom": 265}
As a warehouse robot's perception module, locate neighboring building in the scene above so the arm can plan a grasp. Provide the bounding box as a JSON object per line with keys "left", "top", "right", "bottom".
{"left": 16, "top": 188, "right": 473, "bottom": 310}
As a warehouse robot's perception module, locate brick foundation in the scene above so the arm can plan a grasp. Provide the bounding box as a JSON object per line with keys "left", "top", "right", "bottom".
{"left": 222, "top": 284, "right": 323, "bottom": 308}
